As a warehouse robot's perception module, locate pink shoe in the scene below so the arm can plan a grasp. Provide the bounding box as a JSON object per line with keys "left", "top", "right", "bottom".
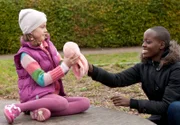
{"left": 4, "top": 104, "right": 21, "bottom": 124}
{"left": 30, "top": 108, "right": 51, "bottom": 122}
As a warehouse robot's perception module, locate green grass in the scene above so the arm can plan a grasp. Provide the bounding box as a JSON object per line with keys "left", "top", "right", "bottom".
{"left": 0, "top": 59, "right": 17, "bottom": 97}
{"left": 86, "top": 52, "right": 140, "bottom": 65}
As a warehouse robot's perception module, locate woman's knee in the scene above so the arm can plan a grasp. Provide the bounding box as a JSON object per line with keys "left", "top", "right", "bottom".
{"left": 168, "top": 101, "right": 180, "bottom": 114}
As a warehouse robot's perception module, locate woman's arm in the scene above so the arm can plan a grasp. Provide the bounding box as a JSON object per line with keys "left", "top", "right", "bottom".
{"left": 88, "top": 63, "right": 141, "bottom": 87}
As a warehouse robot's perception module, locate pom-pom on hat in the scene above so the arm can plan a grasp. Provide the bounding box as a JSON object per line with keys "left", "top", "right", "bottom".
{"left": 18, "top": 8, "right": 47, "bottom": 34}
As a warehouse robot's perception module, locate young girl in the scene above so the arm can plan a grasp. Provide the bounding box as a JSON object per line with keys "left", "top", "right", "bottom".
{"left": 4, "top": 8, "right": 90, "bottom": 124}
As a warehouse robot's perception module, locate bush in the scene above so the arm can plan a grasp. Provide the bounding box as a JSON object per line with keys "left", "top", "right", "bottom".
{"left": 0, "top": 0, "right": 180, "bottom": 54}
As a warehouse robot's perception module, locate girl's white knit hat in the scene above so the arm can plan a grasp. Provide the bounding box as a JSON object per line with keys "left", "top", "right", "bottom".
{"left": 19, "top": 8, "right": 47, "bottom": 34}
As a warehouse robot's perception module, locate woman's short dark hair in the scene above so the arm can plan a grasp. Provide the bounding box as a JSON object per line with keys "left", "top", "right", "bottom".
{"left": 150, "top": 26, "right": 171, "bottom": 49}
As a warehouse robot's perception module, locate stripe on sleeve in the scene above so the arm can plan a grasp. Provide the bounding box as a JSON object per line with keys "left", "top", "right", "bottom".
{"left": 32, "top": 69, "right": 45, "bottom": 86}
{"left": 26, "top": 62, "right": 41, "bottom": 75}
{"left": 21, "top": 53, "right": 37, "bottom": 68}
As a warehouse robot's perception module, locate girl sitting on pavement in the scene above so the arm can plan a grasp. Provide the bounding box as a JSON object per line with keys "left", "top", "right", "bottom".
{"left": 4, "top": 8, "right": 90, "bottom": 124}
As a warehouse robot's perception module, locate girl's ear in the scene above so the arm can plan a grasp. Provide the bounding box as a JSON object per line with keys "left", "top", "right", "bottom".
{"left": 30, "top": 37, "right": 34, "bottom": 40}
{"left": 27, "top": 34, "right": 34, "bottom": 41}
{"left": 23, "top": 34, "right": 34, "bottom": 42}
{"left": 160, "top": 41, "right": 165, "bottom": 50}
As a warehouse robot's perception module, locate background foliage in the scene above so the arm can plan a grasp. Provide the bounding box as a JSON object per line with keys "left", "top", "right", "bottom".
{"left": 0, "top": 0, "right": 180, "bottom": 54}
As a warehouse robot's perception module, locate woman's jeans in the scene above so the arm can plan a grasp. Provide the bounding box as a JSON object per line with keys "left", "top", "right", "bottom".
{"left": 168, "top": 101, "right": 180, "bottom": 125}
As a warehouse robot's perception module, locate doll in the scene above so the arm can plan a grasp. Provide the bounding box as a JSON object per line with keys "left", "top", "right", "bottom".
{"left": 63, "top": 42, "right": 88, "bottom": 79}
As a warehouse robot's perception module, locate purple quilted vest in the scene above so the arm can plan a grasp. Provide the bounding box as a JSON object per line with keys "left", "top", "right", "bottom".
{"left": 14, "top": 37, "right": 66, "bottom": 103}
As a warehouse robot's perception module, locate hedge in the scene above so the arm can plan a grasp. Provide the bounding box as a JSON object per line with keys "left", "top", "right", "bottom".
{"left": 0, "top": 0, "right": 180, "bottom": 54}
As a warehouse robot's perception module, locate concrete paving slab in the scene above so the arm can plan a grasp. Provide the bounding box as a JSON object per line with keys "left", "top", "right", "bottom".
{"left": 0, "top": 100, "right": 155, "bottom": 125}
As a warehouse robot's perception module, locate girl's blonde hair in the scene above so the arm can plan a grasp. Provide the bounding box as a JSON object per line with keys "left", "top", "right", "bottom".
{"left": 22, "top": 34, "right": 33, "bottom": 42}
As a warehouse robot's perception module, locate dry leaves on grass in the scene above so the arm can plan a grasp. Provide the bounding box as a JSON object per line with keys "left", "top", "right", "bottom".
{"left": 63, "top": 64, "right": 150, "bottom": 118}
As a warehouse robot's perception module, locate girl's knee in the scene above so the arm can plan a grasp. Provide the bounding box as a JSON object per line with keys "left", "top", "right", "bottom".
{"left": 52, "top": 98, "right": 69, "bottom": 109}
{"left": 81, "top": 97, "right": 90, "bottom": 110}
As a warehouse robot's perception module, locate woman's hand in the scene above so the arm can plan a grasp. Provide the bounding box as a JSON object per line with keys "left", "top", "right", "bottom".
{"left": 111, "top": 95, "right": 130, "bottom": 107}
{"left": 88, "top": 63, "right": 93, "bottom": 73}
{"left": 63, "top": 54, "right": 79, "bottom": 68}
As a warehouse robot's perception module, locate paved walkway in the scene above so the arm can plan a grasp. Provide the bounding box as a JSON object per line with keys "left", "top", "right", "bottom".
{"left": 0, "top": 47, "right": 155, "bottom": 125}
{"left": 0, "top": 46, "right": 142, "bottom": 60}
{"left": 0, "top": 100, "right": 155, "bottom": 125}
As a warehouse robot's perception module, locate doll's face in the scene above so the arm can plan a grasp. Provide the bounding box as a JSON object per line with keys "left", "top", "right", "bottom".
{"left": 63, "top": 42, "right": 81, "bottom": 58}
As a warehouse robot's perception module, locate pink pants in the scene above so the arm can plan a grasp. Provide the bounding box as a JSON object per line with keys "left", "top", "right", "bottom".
{"left": 16, "top": 94, "right": 90, "bottom": 116}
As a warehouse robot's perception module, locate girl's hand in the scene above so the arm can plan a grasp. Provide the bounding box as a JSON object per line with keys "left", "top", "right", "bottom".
{"left": 111, "top": 95, "right": 130, "bottom": 107}
{"left": 63, "top": 54, "right": 79, "bottom": 68}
